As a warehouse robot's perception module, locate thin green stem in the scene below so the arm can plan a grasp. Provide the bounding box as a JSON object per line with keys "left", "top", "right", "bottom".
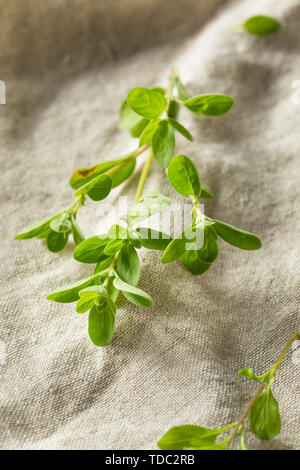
{"left": 68, "top": 196, "right": 82, "bottom": 211}
{"left": 73, "top": 195, "right": 84, "bottom": 216}
{"left": 135, "top": 151, "right": 153, "bottom": 202}
{"left": 269, "top": 331, "right": 299, "bottom": 378}
{"left": 239, "top": 424, "right": 246, "bottom": 450}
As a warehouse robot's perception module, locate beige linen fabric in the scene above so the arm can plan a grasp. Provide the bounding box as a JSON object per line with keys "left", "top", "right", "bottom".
{"left": 0, "top": 0, "right": 299, "bottom": 450}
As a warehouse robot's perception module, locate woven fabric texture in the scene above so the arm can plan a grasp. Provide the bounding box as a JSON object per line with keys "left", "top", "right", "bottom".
{"left": 0, "top": 0, "right": 299, "bottom": 450}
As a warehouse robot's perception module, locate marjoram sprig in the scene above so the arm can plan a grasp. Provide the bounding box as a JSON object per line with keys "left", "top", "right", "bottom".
{"left": 15, "top": 69, "right": 261, "bottom": 347}
{"left": 158, "top": 332, "right": 299, "bottom": 450}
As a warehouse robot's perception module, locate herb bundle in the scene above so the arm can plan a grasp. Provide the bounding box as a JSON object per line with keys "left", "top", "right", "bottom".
{"left": 158, "top": 332, "right": 299, "bottom": 450}
{"left": 15, "top": 68, "right": 262, "bottom": 346}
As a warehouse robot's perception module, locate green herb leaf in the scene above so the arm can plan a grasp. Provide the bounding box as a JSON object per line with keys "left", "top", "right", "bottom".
{"left": 15, "top": 214, "right": 61, "bottom": 240}
{"left": 104, "top": 238, "right": 124, "bottom": 256}
{"left": 36, "top": 229, "right": 51, "bottom": 239}
{"left": 243, "top": 16, "right": 280, "bottom": 36}
{"left": 79, "top": 285, "right": 108, "bottom": 297}
{"left": 139, "top": 119, "right": 161, "bottom": 147}
{"left": 178, "top": 227, "right": 216, "bottom": 274}
{"left": 75, "top": 174, "right": 112, "bottom": 201}
{"left": 127, "top": 87, "right": 167, "bottom": 119}
{"left": 136, "top": 227, "right": 172, "bottom": 250}
{"left": 213, "top": 220, "right": 262, "bottom": 250}
{"left": 167, "top": 154, "right": 201, "bottom": 197}
{"left": 73, "top": 235, "right": 109, "bottom": 263}
{"left": 47, "top": 273, "right": 99, "bottom": 303}
{"left": 110, "top": 158, "right": 136, "bottom": 188}
{"left": 180, "top": 247, "right": 212, "bottom": 275}
{"left": 161, "top": 225, "right": 198, "bottom": 264}
{"left": 76, "top": 296, "right": 96, "bottom": 314}
{"left": 161, "top": 238, "right": 187, "bottom": 264}
{"left": 199, "top": 184, "right": 214, "bottom": 199}
{"left": 197, "top": 228, "right": 218, "bottom": 264}
{"left": 249, "top": 389, "right": 281, "bottom": 440}
{"left": 47, "top": 230, "right": 69, "bottom": 252}
{"left": 113, "top": 277, "right": 153, "bottom": 307}
{"left": 71, "top": 216, "right": 85, "bottom": 245}
{"left": 168, "top": 118, "right": 193, "bottom": 141}
{"left": 167, "top": 99, "right": 179, "bottom": 119}
{"left": 157, "top": 425, "right": 224, "bottom": 450}
{"left": 151, "top": 87, "right": 165, "bottom": 95}
{"left": 152, "top": 119, "right": 175, "bottom": 168}
{"left": 238, "top": 368, "right": 272, "bottom": 386}
{"left": 88, "top": 300, "right": 115, "bottom": 347}
{"left": 184, "top": 94, "right": 234, "bottom": 116}
{"left": 130, "top": 118, "right": 149, "bottom": 138}
{"left": 69, "top": 154, "right": 133, "bottom": 190}
{"left": 50, "top": 213, "right": 71, "bottom": 233}
{"left": 94, "top": 255, "right": 115, "bottom": 274}
{"left": 123, "top": 191, "right": 172, "bottom": 225}
{"left": 119, "top": 100, "right": 142, "bottom": 130}
{"left": 117, "top": 243, "right": 140, "bottom": 286}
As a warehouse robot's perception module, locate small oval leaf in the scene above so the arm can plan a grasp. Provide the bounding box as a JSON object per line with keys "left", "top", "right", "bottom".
{"left": 75, "top": 174, "right": 112, "bottom": 201}
{"left": 249, "top": 389, "right": 281, "bottom": 440}
{"left": 184, "top": 94, "right": 234, "bottom": 116}
{"left": 168, "top": 154, "right": 201, "bottom": 197}
{"left": 152, "top": 120, "right": 175, "bottom": 168}
{"left": 243, "top": 16, "right": 280, "bottom": 36}
{"left": 127, "top": 87, "right": 167, "bottom": 119}
{"left": 157, "top": 425, "right": 225, "bottom": 450}
{"left": 47, "top": 274, "right": 100, "bottom": 303}
{"left": 71, "top": 216, "right": 85, "bottom": 245}
{"left": 168, "top": 118, "right": 193, "bottom": 141}
{"left": 47, "top": 230, "right": 69, "bottom": 252}
{"left": 117, "top": 243, "right": 140, "bottom": 286}
{"left": 88, "top": 301, "right": 115, "bottom": 347}
{"left": 110, "top": 159, "right": 136, "bottom": 188}
{"left": 213, "top": 220, "right": 262, "bottom": 250}
{"left": 15, "top": 214, "right": 62, "bottom": 240}
{"left": 113, "top": 277, "right": 153, "bottom": 308}
{"left": 73, "top": 235, "right": 109, "bottom": 263}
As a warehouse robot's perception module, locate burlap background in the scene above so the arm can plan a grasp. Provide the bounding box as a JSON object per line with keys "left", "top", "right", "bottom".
{"left": 0, "top": 0, "right": 299, "bottom": 450}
